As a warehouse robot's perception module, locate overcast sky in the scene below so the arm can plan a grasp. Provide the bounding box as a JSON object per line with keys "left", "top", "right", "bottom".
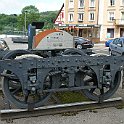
{"left": 0, "top": 0, "right": 64, "bottom": 14}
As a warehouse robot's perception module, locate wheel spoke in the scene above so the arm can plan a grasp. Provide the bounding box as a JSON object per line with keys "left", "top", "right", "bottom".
{"left": 100, "top": 87, "right": 104, "bottom": 95}
{"left": 83, "top": 78, "right": 93, "bottom": 84}
{"left": 89, "top": 88, "right": 96, "bottom": 93}
{"left": 2, "top": 69, "right": 55, "bottom": 109}
{"left": 81, "top": 67, "right": 121, "bottom": 101}
{"left": 24, "top": 94, "right": 29, "bottom": 103}
{"left": 12, "top": 87, "right": 21, "bottom": 95}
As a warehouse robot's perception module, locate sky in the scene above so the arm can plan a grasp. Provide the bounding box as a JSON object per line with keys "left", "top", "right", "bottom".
{"left": 0, "top": 0, "right": 64, "bottom": 14}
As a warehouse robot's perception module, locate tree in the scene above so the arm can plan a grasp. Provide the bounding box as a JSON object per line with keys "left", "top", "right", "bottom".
{"left": 0, "top": 14, "right": 17, "bottom": 33}
{"left": 39, "top": 11, "right": 58, "bottom": 29}
{"left": 17, "top": 5, "right": 40, "bottom": 31}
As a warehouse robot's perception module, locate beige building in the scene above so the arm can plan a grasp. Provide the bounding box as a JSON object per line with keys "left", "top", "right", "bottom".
{"left": 99, "top": 0, "right": 124, "bottom": 42}
{"left": 56, "top": 0, "right": 124, "bottom": 42}
{"left": 63, "top": 0, "right": 100, "bottom": 42}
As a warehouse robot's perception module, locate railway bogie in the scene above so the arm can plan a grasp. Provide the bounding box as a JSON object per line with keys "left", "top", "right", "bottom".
{"left": 0, "top": 49, "right": 123, "bottom": 109}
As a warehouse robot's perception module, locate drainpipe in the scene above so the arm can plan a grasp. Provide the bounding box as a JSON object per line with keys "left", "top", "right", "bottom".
{"left": 97, "top": 0, "right": 100, "bottom": 40}
{"left": 97, "top": 0, "right": 100, "bottom": 25}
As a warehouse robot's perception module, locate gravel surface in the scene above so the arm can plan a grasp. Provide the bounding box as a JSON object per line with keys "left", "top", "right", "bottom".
{"left": 1, "top": 107, "right": 124, "bottom": 124}
{"left": 0, "top": 38, "right": 124, "bottom": 124}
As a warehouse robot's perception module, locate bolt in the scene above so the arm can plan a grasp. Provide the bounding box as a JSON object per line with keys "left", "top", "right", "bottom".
{"left": 19, "top": 65, "right": 22, "bottom": 68}
{"left": 8, "top": 63, "right": 11, "bottom": 66}
{"left": 75, "top": 59, "right": 78, "bottom": 62}
{"left": 32, "top": 87, "right": 36, "bottom": 91}
{"left": 67, "top": 59, "right": 70, "bottom": 62}
{"left": 31, "top": 62, "right": 34, "bottom": 65}
{"left": 58, "top": 60, "right": 61, "bottom": 63}
{"left": 97, "top": 62, "right": 100, "bottom": 65}
{"left": 19, "top": 61, "right": 22, "bottom": 64}
{"left": 63, "top": 59, "right": 65, "bottom": 62}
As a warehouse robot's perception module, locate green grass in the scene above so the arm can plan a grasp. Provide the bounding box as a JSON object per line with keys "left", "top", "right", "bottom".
{"left": 55, "top": 91, "right": 90, "bottom": 104}
{"left": 116, "top": 102, "right": 124, "bottom": 109}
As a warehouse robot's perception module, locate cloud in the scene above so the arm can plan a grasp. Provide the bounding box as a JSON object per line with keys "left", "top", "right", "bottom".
{"left": 0, "top": 0, "right": 25, "bottom": 14}
{"left": 0, "top": 0, "right": 64, "bottom": 14}
{"left": 36, "top": 1, "right": 63, "bottom": 12}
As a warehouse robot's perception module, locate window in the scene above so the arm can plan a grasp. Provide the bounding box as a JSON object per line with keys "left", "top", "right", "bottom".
{"left": 109, "top": 12, "right": 114, "bottom": 21}
{"left": 69, "top": 0, "right": 74, "bottom": 8}
{"left": 90, "top": 0, "right": 95, "bottom": 7}
{"left": 107, "top": 28, "right": 114, "bottom": 38}
{"left": 112, "top": 38, "right": 118, "bottom": 45}
{"left": 110, "top": 0, "right": 115, "bottom": 6}
{"left": 121, "top": 12, "right": 124, "bottom": 20}
{"left": 68, "top": 13, "right": 74, "bottom": 22}
{"left": 122, "top": 0, "right": 124, "bottom": 5}
{"left": 89, "top": 12, "right": 95, "bottom": 21}
{"left": 79, "top": 0, "right": 84, "bottom": 8}
{"left": 78, "top": 13, "right": 84, "bottom": 21}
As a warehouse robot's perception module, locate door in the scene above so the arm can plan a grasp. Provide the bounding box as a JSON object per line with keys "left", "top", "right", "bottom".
{"left": 79, "top": 29, "right": 83, "bottom": 37}
{"left": 116, "top": 38, "right": 123, "bottom": 55}
{"left": 120, "top": 28, "right": 124, "bottom": 37}
{"left": 110, "top": 38, "right": 119, "bottom": 56}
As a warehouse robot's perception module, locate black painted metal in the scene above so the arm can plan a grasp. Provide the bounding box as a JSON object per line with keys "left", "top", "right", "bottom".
{"left": 0, "top": 48, "right": 123, "bottom": 109}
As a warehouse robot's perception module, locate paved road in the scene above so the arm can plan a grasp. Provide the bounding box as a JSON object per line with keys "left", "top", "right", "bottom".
{"left": 4, "top": 37, "right": 28, "bottom": 50}
{"left": 92, "top": 44, "right": 109, "bottom": 55}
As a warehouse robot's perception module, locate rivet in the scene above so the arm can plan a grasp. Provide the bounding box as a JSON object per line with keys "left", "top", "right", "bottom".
{"left": 75, "top": 59, "right": 78, "bottom": 62}
{"left": 8, "top": 63, "right": 11, "bottom": 66}
{"left": 67, "top": 59, "right": 70, "bottom": 62}
{"left": 19, "top": 65, "right": 22, "bottom": 68}
{"left": 31, "top": 62, "right": 33, "bottom": 65}
{"left": 63, "top": 59, "right": 65, "bottom": 62}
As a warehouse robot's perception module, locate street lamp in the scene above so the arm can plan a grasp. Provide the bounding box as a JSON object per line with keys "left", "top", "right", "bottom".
{"left": 24, "top": 10, "right": 28, "bottom": 35}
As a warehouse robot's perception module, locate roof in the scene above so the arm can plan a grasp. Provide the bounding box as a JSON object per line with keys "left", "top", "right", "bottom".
{"left": 54, "top": 3, "right": 64, "bottom": 23}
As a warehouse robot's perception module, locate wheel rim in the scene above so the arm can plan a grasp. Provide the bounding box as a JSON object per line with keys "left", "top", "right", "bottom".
{"left": 62, "top": 49, "right": 86, "bottom": 56}
{"left": 2, "top": 71, "right": 53, "bottom": 109}
{"left": 2, "top": 52, "right": 52, "bottom": 108}
{"left": 80, "top": 68, "right": 121, "bottom": 101}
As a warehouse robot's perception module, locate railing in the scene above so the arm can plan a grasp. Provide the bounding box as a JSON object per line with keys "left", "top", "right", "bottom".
{"left": 113, "top": 19, "right": 124, "bottom": 25}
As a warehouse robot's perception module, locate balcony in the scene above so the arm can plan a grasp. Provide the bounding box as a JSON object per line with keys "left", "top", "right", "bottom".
{"left": 113, "top": 19, "right": 124, "bottom": 26}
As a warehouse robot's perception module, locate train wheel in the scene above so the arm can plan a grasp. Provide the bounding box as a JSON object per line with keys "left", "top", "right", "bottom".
{"left": 2, "top": 70, "right": 54, "bottom": 109}
{"left": 81, "top": 67, "right": 121, "bottom": 101}
{"left": 62, "top": 48, "right": 86, "bottom": 56}
{"left": 2, "top": 50, "right": 31, "bottom": 60}
{"left": 2, "top": 53, "right": 53, "bottom": 109}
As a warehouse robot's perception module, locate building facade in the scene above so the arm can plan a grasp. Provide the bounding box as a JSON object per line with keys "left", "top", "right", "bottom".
{"left": 55, "top": 0, "right": 124, "bottom": 42}
{"left": 99, "top": 0, "right": 124, "bottom": 42}
{"left": 63, "top": 0, "right": 100, "bottom": 42}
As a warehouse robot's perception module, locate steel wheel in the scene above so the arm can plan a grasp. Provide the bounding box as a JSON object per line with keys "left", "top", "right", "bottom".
{"left": 80, "top": 67, "right": 121, "bottom": 101}
{"left": 2, "top": 70, "right": 53, "bottom": 109}
{"left": 62, "top": 48, "right": 86, "bottom": 56}
{"left": 2, "top": 50, "right": 31, "bottom": 60}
